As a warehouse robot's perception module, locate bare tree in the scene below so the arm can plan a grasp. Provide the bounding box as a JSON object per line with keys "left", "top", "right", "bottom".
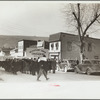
{"left": 64, "top": 3, "right": 100, "bottom": 62}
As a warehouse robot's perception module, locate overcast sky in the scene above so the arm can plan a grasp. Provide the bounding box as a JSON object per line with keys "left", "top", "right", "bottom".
{"left": 0, "top": 1, "right": 100, "bottom": 39}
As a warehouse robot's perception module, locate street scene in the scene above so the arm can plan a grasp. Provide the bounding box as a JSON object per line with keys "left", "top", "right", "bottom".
{"left": 0, "top": 1, "right": 100, "bottom": 99}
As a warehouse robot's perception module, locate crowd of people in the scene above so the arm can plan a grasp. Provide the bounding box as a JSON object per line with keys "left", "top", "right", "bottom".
{"left": 0, "top": 55, "right": 57, "bottom": 81}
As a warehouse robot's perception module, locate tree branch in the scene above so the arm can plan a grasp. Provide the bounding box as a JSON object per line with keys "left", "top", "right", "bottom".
{"left": 96, "top": 19, "right": 100, "bottom": 24}
{"left": 83, "top": 13, "right": 100, "bottom": 37}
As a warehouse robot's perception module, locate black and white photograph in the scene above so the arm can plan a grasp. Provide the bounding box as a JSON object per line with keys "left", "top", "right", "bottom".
{"left": 0, "top": 1, "right": 100, "bottom": 99}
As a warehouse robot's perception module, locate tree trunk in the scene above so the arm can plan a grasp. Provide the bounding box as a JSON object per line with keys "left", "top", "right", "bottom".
{"left": 80, "top": 42, "right": 85, "bottom": 63}
{"left": 80, "top": 52, "right": 83, "bottom": 64}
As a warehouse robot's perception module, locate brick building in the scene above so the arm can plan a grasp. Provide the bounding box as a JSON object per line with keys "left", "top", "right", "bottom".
{"left": 49, "top": 32, "right": 100, "bottom": 61}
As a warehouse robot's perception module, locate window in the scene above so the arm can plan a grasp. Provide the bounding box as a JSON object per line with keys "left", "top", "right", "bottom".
{"left": 63, "top": 34, "right": 65, "bottom": 37}
{"left": 94, "top": 56, "right": 99, "bottom": 59}
{"left": 51, "top": 43, "right": 54, "bottom": 50}
{"left": 67, "top": 41, "right": 72, "bottom": 51}
{"left": 55, "top": 42, "right": 59, "bottom": 50}
{"left": 88, "top": 43, "right": 92, "bottom": 52}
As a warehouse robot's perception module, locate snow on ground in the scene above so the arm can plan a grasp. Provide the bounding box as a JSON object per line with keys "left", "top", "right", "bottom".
{"left": 0, "top": 67, "right": 100, "bottom": 99}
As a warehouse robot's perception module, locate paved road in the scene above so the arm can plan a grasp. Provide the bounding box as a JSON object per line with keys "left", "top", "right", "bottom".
{"left": 48, "top": 70, "right": 100, "bottom": 82}
{"left": 0, "top": 68, "right": 100, "bottom": 99}
{"left": 0, "top": 67, "right": 100, "bottom": 82}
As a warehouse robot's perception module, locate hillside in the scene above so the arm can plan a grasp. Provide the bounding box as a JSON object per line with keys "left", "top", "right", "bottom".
{"left": 0, "top": 35, "right": 49, "bottom": 48}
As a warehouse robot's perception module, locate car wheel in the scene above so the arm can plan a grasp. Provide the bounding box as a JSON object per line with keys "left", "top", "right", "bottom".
{"left": 86, "top": 69, "right": 91, "bottom": 75}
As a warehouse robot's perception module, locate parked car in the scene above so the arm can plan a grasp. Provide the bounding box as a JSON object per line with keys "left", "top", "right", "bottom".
{"left": 58, "top": 61, "right": 66, "bottom": 72}
{"left": 66, "top": 60, "right": 77, "bottom": 72}
{"left": 59, "top": 60, "right": 77, "bottom": 72}
{"left": 74, "top": 59, "right": 100, "bottom": 75}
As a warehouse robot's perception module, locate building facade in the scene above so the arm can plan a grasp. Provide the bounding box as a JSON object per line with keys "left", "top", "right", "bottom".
{"left": 26, "top": 40, "right": 49, "bottom": 59}
{"left": 10, "top": 48, "right": 18, "bottom": 57}
{"left": 49, "top": 32, "right": 100, "bottom": 61}
{"left": 10, "top": 39, "right": 49, "bottom": 58}
{"left": 18, "top": 40, "right": 37, "bottom": 57}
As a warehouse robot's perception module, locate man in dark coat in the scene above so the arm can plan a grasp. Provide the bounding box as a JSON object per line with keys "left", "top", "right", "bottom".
{"left": 47, "top": 59, "right": 52, "bottom": 73}
{"left": 30, "top": 58, "right": 39, "bottom": 75}
{"left": 11, "top": 58, "right": 18, "bottom": 74}
{"left": 4, "top": 59, "right": 12, "bottom": 72}
{"left": 30, "top": 58, "right": 34, "bottom": 75}
{"left": 34, "top": 58, "right": 39, "bottom": 75}
{"left": 51, "top": 58, "right": 56, "bottom": 74}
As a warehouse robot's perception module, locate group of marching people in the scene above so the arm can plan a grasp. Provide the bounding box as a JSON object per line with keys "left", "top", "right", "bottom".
{"left": 0, "top": 55, "right": 57, "bottom": 81}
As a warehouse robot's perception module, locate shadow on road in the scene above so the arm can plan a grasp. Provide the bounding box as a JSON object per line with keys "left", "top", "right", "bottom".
{"left": 91, "top": 73, "right": 100, "bottom": 76}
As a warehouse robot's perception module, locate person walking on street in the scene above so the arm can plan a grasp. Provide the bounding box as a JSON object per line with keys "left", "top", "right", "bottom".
{"left": 37, "top": 55, "right": 49, "bottom": 81}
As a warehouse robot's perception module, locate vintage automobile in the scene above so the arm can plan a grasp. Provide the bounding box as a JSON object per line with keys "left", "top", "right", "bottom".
{"left": 74, "top": 59, "right": 100, "bottom": 75}
{"left": 58, "top": 61, "right": 67, "bottom": 72}
{"left": 59, "top": 60, "right": 77, "bottom": 72}
{"left": 66, "top": 60, "right": 77, "bottom": 72}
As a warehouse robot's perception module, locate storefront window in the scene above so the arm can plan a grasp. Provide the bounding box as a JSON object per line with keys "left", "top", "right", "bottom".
{"left": 55, "top": 42, "right": 59, "bottom": 50}
{"left": 51, "top": 43, "right": 54, "bottom": 50}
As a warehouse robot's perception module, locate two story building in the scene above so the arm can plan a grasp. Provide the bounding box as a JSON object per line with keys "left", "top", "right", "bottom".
{"left": 17, "top": 39, "right": 37, "bottom": 57}
{"left": 49, "top": 32, "right": 100, "bottom": 61}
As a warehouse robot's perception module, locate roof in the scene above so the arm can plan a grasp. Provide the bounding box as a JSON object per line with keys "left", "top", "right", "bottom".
{"left": 49, "top": 32, "right": 61, "bottom": 42}
{"left": 11, "top": 48, "right": 18, "bottom": 50}
{"left": 49, "top": 32, "right": 100, "bottom": 43}
{"left": 18, "top": 39, "right": 37, "bottom": 42}
{"left": 49, "top": 32, "right": 78, "bottom": 42}
{"left": 84, "top": 36, "right": 100, "bottom": 43}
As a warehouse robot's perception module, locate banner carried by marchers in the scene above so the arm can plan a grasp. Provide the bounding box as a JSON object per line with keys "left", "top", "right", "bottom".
{"left": 26, "top": 48, "right": 49, "bottom": 59}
